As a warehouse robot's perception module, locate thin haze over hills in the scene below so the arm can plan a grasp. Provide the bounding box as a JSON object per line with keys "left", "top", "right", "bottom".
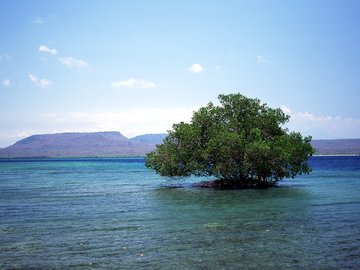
{"left": 0, "top": 132, "right": 164, "bottom": 158}
{"left": 0, "top": 132, "right": 359, "bottom": 158}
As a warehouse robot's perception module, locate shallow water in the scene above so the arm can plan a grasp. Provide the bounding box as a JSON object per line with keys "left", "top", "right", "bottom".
{"left": 0, "top": 156, "right": 360, "bottom": 269}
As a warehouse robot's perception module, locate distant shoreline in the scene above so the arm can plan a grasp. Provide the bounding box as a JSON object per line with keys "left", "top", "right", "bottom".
{"left": 0, "top": 156, "right": 146, "bottom": 160}
{"left": 0, "top": 154, "right": 360, "bottom": 162}
{"left": 0, "top": 132, "right": 359, "bottom": 158}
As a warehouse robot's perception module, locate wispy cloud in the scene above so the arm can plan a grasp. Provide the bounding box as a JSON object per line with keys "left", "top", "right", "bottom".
{"left": 59, "top": 57, "right": 90, "bottom": 69}
{"left": 28, "top": 74, "right": 52, "bottom": 88}
{"left": 111, "top": 78, "right": 156, "bottom": 89}
{"left": 0, "top": 53, "right": 12, "bottom": 62}
{"left": 5, "top": 54, "right": 12, "bottom": 61}
{"left": 2, "top": 79, "right": 10, "bottom": 87}
{"left": 39, "top": 45, "right": 58, "bottom": 55}
{"left": 189, "top": 63, "right": 204, "bottom": 74}
{"left": 28, "top": 74, "right": 37, "bottom": 82}
{"left": 281, "top": 105, "right": 360, "bottom": 139}
{"left": 42, "top": 107, "right": 197, "bottom": 138}
{"left": 33, "top": 16, "right": 45, "bottom": 24}
{"left": 257, "top": 55, "right": 267, "bottom": 64}
{"left": 280, "top": 105, "right": 292, "bottom": 115}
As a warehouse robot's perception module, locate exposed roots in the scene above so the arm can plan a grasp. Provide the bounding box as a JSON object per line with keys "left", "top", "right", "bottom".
{"left": 193, "top": 178, "right": 277, "bottom": 189}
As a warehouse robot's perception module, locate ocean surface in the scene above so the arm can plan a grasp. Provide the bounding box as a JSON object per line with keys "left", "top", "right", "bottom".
{"left": 1, "top": 156, "right": 360, "bottom": 269}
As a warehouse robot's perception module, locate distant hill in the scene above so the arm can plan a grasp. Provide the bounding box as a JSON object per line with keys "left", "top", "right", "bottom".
{"left": 0, "top": 132, "right": 163, "bottom": 158}
{"left": 311, "top": 139, "right": 360, "bottom": 155}
{"left": 0, "top": 132, "right": 359, "bottom": 158}
{"left": 130, "top": 134, "right": 166, "bottom": 145}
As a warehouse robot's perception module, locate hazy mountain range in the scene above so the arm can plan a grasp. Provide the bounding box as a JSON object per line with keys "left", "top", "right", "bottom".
{"left": 0, "top": 132, "right": 166, "bottom": 158}
{"left": 0, "top": 131, "right": 359, "bottom": 158}
{"left": 311, "top": 139, "right": 360, "bottom": 155}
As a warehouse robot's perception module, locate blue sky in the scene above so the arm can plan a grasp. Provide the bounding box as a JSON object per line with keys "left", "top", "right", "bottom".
{"left": 1, "top": 0, "right": 360, "bottom": 147}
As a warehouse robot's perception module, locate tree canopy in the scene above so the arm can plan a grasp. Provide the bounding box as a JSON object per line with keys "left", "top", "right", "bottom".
{"left": 146, "top": 93, "right": 314, "bottom": 188}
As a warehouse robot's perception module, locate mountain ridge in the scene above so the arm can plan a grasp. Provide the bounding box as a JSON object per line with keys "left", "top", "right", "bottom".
{"left": 0, "top": 132, "right": 166, "bottom": 158}
{"left": 0, "top": 132, "right": 359, "bottom": 158}
{"left": 311, "top": 139, "right": 360, "bottom": 155}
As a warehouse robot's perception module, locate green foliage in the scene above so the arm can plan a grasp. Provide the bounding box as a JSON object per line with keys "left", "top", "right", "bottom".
{"left": 146, "top": 93, "right": 315, "bottom": 187}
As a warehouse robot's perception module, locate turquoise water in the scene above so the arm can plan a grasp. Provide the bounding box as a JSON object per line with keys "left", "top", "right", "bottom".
{"left": 1, "top": 156, "right": 360, "bottom": 269}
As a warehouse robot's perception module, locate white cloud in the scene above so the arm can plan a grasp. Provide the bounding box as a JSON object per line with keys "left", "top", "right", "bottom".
{"left": 28, "top": 74, "right": 37, "bottom": 82}
{"left": 41, "top": 106, "right": 198, "bottom": 138}
{"left": 33, "top": 16, "right": 45, "bottom": 24}
{"left": 2, "top": 103, "right": 360, "bottom": 148}
{"left": 2, "top": 79, "right": 10, "bottom": 87}
{"left": 39, "top": 45, "right": 58, "bottom": 55}
{"left": 189, "top": 63, "right": 204, "bottom": 74}
{"left": 39, "top": 79, "right": 52, "bottom": 88}
{"left": 59, "top": 57, "right": 90, "bottom": 69}
{"left": 111, "top": 78, "right": 156, "bottom": 89}
{"left": 11, "top": 130, "right": 34, "bottom": 140}
{"left": 257, "top": 55, "right": 267, "bottom": 64}
{"left": 280, "top": 105, "right": 292, "bottom": 114}
{"left": 282, "top": 106, "right": 360, "bottom": 139}
{"left": 28, "top": 74, "right": 52, "bottom": 88}
{"left": 0, "top": 53, "right": 12, "bottom": 62}
{"left": 43, "top": 105, "right": 360, "bottom": 140}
